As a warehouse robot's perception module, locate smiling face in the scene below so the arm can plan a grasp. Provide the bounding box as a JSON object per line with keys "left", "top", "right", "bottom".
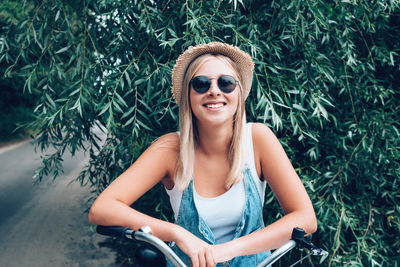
{"left": 189, "top": 56, "right": 240, "bottom": 128}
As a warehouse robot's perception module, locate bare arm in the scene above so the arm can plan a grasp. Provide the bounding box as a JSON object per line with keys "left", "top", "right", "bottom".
{"left": 213, "top": 123, "right": 317, "bottom": 261}
{"left": 88, "top": 133, "right": 181, "bottom": 241}
{"left": 88, "top": 133, "right": 218, "bottom": 266}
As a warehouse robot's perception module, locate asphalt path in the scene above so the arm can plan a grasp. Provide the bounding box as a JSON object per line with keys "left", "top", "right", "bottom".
{"left": 0, "top": 140, "right": 117, "bottom": 266}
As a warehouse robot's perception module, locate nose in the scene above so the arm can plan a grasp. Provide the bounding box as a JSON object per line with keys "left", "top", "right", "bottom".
{"left": 207, "top": 79, "right": 221, "bottom": 96}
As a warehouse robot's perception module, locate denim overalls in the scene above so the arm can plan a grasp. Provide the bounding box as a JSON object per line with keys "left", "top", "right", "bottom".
{"left": 167, "top": 167, "right": 271, "bottom": 266}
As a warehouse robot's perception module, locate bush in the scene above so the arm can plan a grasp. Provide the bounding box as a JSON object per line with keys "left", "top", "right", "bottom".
{"left": 1, "top": 0, "right": 399, "bottom": 265}
{"left": 0, "top": 0, "right": 36, "bottom": 140}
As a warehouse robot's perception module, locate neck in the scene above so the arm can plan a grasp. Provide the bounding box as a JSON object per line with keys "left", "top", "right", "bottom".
{"left": 195, "top": 120, "right": 233, "bottom": 156}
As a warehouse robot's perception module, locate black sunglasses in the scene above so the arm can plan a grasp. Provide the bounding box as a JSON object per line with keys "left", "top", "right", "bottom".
{"left": 190, "top": 75, "right": 239, "bottom": 94}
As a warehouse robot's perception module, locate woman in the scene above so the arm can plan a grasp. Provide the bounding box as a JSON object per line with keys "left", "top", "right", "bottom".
{"left": 88, "top": 42, "right": 317, "bottom": 267}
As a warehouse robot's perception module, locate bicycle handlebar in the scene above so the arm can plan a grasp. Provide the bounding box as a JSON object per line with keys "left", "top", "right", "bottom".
{"left": 96, "top": 225, "right": 327, "bottom": 267}
{"left": 96, "top": 225, "right": 133, "bottom": 238}
{"left": 256, "top": 227, "right": 328, "bottom": 267}
{"left": 96, "top": 225, "right": 187, "bottom": 267}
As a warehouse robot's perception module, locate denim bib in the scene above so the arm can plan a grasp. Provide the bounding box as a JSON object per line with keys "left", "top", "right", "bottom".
{"left": 167, "top": 167, "right": 271, "bottom": 266}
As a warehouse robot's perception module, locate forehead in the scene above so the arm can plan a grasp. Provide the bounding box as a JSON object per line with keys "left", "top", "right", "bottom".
{"left": 194, "top": 57, "right": 237, "bottom": 78}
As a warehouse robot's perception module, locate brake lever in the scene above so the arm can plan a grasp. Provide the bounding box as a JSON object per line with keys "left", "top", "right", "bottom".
{"left": 291, "top": 228, "right": 328, "bottom": 256}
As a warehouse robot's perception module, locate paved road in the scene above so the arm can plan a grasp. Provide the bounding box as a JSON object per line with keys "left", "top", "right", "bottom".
{"left": 0, "top": 140, "right": 117, "bottom": 266}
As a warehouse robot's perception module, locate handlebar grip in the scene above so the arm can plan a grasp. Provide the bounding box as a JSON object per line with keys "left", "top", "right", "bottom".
{"left": 96, "top": 225, "right": 132, "bottom": 238}
{"left": 292, "top": 227, "right": 312, "bottom": 249}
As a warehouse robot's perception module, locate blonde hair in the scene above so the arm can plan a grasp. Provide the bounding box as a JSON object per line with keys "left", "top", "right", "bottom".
{"left": 174, "top": 54, "right": 248, "bottom": 190}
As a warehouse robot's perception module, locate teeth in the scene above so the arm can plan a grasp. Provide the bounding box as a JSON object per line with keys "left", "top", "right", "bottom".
{"left": 206, "top": 103, "right": 223, "bottom": 108}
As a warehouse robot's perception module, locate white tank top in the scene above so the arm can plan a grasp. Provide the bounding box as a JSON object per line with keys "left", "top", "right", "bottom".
{"left": 165, "top": 123, "right": 267, "bottom": 243}
{"left": 193, "top": 178, "right": 245, "bottom": 243}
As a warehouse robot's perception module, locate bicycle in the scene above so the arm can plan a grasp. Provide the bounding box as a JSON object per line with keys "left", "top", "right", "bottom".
{"left": 96, "top": 225, "right": 328, "bottom": 267}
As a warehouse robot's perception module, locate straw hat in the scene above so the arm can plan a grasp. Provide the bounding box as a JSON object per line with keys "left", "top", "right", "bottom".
{"left": 171, "top": 42, "right": 255, "bottom": 105}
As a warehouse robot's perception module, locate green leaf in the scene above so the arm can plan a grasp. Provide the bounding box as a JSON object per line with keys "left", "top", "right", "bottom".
{"left": 115, "top": 92, "right": 128, "bottom": 108}
{"left": 55, "top": 45, "right": 71, "bottom": 54}
{"left": 293, "top": 103, "right": 307, "bottom": 112}
{"left": 98, "top": 102, "right": 111, "bottom": 116}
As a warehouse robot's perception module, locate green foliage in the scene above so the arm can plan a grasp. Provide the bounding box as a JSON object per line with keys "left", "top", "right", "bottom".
{"left": 0, "top": 79, "right": 35, "bottom": 140}
{"left": 0, "top": 0, "right": 37, "bottom": 140}
{"left": 1, "top": 0, "right": 399, "bottom": 265}
{"left": 0, "top": 0, "right": 29, "bottom": 26}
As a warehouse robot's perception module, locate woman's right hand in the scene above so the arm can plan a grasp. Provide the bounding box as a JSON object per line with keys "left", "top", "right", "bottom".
{"left": 173, "top": 226, "right": 216, "bottom": 267}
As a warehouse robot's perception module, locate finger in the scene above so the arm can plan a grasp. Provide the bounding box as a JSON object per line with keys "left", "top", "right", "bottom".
{"left": 198, "top": 248, "right": 206, "bottom": 267}
{"left": 191, "top": 255, "right": 199, "bottom": 267}
{"left": 205, "top": 250, "right": 216, "bottom": 267}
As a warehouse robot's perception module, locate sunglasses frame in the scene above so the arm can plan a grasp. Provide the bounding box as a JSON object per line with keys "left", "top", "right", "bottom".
{"left": 190, "top": 75, "right": 239, "bottom": 94}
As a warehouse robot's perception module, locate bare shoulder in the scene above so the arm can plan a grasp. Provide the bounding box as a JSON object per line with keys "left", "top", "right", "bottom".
{"left": 138, "top": 132, "right": 180, "bottom": 174}
{"left": 145, "top": 132, "right": 179, "bottom": 188}
{"left": 251, "top": 122, "right": 276, "bottom": 144}
{"left": 147, "top": 132, "right": 180, "bottom": 154}
{"left": 251, "top": 122, "right": 284, "bottom": 161}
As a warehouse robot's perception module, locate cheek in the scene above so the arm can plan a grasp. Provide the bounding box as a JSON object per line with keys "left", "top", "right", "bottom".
{"left": 189, "top": 89, "right": 195, "bottom": 109}
{"left": 229, "top": 92, "right": 240, "bottom": 110}
{"left": 189, "top": 90, "right": 200, "bottom": 117}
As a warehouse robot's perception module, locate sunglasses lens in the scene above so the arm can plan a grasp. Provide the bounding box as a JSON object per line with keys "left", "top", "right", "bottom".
{"left": 191, "top": 76, "right": 211, "bottom": 94}
{"left": 191, "top": 75, "right": 237, "bottom": 94}
{"left": 218, "top": 75, "right": 237, "bottom": 93}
